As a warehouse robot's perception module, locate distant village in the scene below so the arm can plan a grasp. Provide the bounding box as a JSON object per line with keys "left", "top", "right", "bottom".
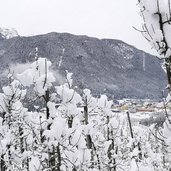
{"left": 112, "top": 99, "right": 167, "bottom": 126}
{"left": 112, "top": 98, "right": 168, "bottom": 112}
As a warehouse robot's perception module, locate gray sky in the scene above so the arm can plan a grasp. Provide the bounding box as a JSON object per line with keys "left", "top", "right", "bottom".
{"left": 0, "top": 0, "right": 156, "bottom": 54}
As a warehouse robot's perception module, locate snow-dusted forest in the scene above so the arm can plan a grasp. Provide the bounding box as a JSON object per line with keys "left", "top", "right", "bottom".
{"left": 1, "top": 0, "right": 171, "bottom": 171}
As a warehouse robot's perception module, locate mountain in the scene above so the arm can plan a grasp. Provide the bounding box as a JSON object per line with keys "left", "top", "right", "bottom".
{"left": 0, "top": 32, "right": 167, "bottom": 99}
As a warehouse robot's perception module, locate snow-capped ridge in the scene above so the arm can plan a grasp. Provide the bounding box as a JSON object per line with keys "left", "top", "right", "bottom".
{"left": 0, "top": 27, "right": 19, "bottom": 39}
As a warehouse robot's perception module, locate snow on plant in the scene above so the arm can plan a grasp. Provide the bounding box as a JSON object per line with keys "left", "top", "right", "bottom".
{"left": 138, "top": 0, "right": 171, "bottom": 57}
{"left": 0, "top": 73, "right": 29, "bottom": 170}
{"left": 55, "top": 72, "right": 93, "bottom": 170}
{"left": 138, "top": 0, "right": 171, "bottom": 169}
{"left": 17, "top": 57, "right": 59, "bottom": 170}
{"left": 17, "top": 57, "right": 55, "bottom": 96}
{"left": 16, "top": 57, "right": 92, "bottom": 170}
{"left": 0, "top": 56, "right": 167, "bottom": 170}
{"left": 56, "top": 72, "right": 82, "bottom": 118}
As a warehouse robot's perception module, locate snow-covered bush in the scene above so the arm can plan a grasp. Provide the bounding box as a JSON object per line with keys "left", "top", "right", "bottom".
{"left": 138, "top": 1, "right": 171, "bottom": 169}
{"left": 0, "top": 56, "right": 167, "bottom": 170}
{"left": 0, "top": 73, "right": 28, "bottom": 170}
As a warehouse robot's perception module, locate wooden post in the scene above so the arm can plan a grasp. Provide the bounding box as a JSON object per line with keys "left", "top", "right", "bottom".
{"left": 127, "top": 112, "right": 135, "bottom": 149}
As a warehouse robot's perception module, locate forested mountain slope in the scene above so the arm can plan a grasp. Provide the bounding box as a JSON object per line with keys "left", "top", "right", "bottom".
{"left": 0, "top": 32, "right": 166, "bottom": 99}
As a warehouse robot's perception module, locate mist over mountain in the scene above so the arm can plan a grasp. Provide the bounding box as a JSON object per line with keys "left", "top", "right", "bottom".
{"left": 0, "top": 32, "right": 166, "bottom": 99}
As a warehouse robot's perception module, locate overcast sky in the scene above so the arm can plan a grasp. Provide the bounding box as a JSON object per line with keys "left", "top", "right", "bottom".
{"left": 0, "top": 0, "right": 156, "bottom": 54}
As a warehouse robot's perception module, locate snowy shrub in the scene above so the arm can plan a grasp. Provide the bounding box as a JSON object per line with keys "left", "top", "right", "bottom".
{"left": 0, "top": 56, "right": 167, "bottom": 170}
